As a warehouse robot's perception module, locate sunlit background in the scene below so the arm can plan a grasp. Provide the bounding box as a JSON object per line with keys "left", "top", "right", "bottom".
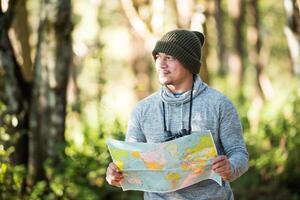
{"left": 1, "top": 0, "right": 300, "bottom": 199}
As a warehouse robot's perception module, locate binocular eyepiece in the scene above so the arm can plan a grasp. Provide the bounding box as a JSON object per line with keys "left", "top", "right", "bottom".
{"left": 164, "top": 129, "right": 191, "bottom": 141}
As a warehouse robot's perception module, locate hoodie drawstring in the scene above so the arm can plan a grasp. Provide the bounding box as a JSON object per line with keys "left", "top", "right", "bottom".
{"left": 180, "top": 103, "right": 184, "bottom": 130}
{"left": 162, "top": 75, "right": 195, "bottom": 141}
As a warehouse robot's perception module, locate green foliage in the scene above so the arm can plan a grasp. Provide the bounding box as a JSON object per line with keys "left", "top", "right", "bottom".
{"left": 0, "top": 102, "right": 26, "bottom": 199}
{"left": 21, "top": 118, "right": 142, "bottom": 200}
{"left": 0, "top": 151, "right": 25, "bottom": 200}
{"left": 232, "top": 91, "right": 300, "bottom": 200}
{"left": 0, "top": 96, "right": 140, "bottom": 199}
{"left": 1, "top": 0, "right": 300, "bottom": 199}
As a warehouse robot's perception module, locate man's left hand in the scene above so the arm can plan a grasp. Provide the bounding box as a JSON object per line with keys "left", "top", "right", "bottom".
{"left": 212, "top": 155, "right": 231, "bottom": 181}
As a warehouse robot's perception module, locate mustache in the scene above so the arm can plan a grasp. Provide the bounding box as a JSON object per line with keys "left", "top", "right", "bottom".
{"left": 158, "top": 70, "right": 170, "bottom": 74}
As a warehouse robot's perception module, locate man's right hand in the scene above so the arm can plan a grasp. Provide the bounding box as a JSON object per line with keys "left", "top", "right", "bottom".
{"left": 106, "top": 162, "right": 124, "bottom": 187}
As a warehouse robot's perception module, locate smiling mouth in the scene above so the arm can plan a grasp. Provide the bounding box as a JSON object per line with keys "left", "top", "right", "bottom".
{"left": 159, "top": 70, "right": 170, "bottom": 75}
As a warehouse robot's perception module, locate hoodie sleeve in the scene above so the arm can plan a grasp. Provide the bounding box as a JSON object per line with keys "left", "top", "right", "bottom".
{"left": 125, "top": 104, "right": 146, "bottom": 143}
{"left": 219, "top": 97, "right": 249, "bottom": 182}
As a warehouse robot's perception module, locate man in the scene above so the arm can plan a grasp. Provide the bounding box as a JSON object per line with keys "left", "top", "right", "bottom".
{"left": 106, "top": 29, "right": 249, "bottom": 200}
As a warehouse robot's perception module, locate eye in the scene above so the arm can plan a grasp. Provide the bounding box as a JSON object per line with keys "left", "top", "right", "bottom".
{"left": 155, "top": 54, "right": 160, "bottom": 59}
{"left": 167, "top": 56, "right": 175, "bottom": 61}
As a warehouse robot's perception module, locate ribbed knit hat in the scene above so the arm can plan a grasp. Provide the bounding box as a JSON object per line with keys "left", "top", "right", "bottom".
{"left": 152, "top": 29, "right": 205, "bottom": 74}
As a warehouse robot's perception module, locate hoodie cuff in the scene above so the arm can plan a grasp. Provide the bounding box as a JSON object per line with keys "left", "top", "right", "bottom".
{"left": 228, "top": 162, "right": 236, "bottom": 182}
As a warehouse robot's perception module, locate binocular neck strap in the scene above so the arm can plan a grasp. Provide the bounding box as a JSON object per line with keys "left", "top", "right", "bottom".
{"left": 162, "top": 75, "right": 195, "bottom": 136}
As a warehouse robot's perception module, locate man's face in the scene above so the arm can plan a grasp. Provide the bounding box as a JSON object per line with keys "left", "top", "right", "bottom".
{"left": 155, "top": 52, "right": 192, "bottom": 86}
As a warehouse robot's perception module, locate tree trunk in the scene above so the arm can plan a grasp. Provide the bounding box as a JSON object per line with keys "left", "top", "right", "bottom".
{"left": 130, "top": 32, "right": 155, "bottom": 99}
{"left": 248, "top": 0, "right": 273, "bottom": 101}
{"left": 0, "top": 0, "right": 31, "bottom": 167}
{"left": 175, "top": 0, "right": 194, "bottom": 28}
{"left": 120, "top": 0, "right": 157, "bottom": 99}
{"left": 200, "top": 23, "right": 210, "bottom": 84}
{"left": 0, "top": 0, "right": 21, "bottom": 112}
{"left": 228, "top": 0, "right": 245, "bottom": 98}
{"left": 283, "top": 0, "right": 300, "bottom": 77}
{"left": 214, "top": 0, "right": 227, "bottom": 76}
{"left": 28, "top": 0, "right": 72, "bottom": 185}
{"left": 11, "top": 0, "right": 33, "bottom": 81}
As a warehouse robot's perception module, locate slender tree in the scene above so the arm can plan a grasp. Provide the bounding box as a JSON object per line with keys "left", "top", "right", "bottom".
{"left": 120, "top": 0, "right": 156, "bottom": 99}
{"left": 174, "top": 0, "right": 194, "bottom": 28}
{"left": 248, "top": 0, "right": 273, "bottom": 100}
{"left": 0, "top": 0, "right": 31, "bottom": 168}
{"left": 191, "top": 4, "right": 210, "bottom": 84}
{"left": 228, "top": 0, "right": 245, "bottom": 98}
{"left": 283, "top": 0, "right": 300, "bottom": 77}
{"left": 11, "top": 0, "right": 32, "bottom": 81}
{"left": 214, "top": 0, "right": 227, "bottom": 76}
{"left": 27, "top": 0, "right": 72, "bottom": 185}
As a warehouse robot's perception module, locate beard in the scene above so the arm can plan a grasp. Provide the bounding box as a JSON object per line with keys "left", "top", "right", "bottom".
{"left": 158, "top": 74, "right": 173, "bottom": 85}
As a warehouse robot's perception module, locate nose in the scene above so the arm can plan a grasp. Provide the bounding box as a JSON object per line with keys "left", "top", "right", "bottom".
{"left": 156, "top": 56, "right": 167, "bottom": 69}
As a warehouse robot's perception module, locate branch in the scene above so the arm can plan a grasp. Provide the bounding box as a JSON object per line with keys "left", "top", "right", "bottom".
{"left": 150, "top": 0, "right": 164, "bottom": 35}
{"left": 175, "top": 0, "right": 194, "bottom": 28}
{"left": 120, "top": 0, "right": 153, "bottom": 40}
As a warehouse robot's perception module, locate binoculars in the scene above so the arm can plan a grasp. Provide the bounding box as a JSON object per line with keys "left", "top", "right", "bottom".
{"left": 164, "top": 129, "right": 191, "bottom": 141}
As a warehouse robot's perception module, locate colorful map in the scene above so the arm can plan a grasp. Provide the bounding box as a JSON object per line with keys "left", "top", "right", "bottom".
{"left": 106, "top": 131, "right": 222, "bottom": 193}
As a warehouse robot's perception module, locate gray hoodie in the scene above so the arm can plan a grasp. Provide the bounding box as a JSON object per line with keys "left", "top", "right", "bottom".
{"left": 126, "top": 75, "right": 249, "bottom": 200}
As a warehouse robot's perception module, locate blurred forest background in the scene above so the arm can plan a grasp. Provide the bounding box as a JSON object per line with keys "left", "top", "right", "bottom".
{"left": 0, "top": 0, "right": 300, "bottom": 199}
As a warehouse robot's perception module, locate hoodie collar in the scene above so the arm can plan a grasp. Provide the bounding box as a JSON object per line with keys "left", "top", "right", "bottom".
{"left": 160, "top": 75, "right": 207, "bottom": 104}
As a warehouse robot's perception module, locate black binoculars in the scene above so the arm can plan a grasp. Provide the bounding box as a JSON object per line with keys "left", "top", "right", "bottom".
{"left": 164, "top": 129, "right": 191, "bottom": 141}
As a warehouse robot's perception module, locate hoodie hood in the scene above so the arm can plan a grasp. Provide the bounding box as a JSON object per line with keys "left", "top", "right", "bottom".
{"left": 160, "top": 75, "right": 207, "bottom": 104}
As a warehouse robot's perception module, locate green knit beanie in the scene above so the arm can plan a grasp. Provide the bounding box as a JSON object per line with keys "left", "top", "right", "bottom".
{"left": 152, "top": 29, "right": 205, "bottom": 74}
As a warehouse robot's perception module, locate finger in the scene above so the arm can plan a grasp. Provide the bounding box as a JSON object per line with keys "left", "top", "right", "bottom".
{"left": 212, "top": 160, "right": 228, "bottom": 171}
{"left": 108, "top": 173, "right": 123, "bottom": 181}
{"left": 106, "top": 175, "right": 122, "bottom": 187}
{"left": 109, "top": 162, "right": 121, "bottom": 172}
{"left": 110, "top": 179, "right": 122, "bottom": 187}
{"left": 108, "top": 164, "right": 123, "bottom": 178}
{"left": 212, "top": 165, "right": 231, "bottom": 180}
{"left": 212, "top": 155, "right": 227, "bottom": 165}
{"left": 106, "top": 169, "right": 124, "bottom": 182}
{"left": 106, "top": 163, "right": 124, "bottom": 184}
{"left": 106, "top": 173, "right": 123, "bottom": 182}
{"left": 107, "top": 167, "right": 124, "bottom": 180}
{"left": 214, "top": 165, "right": 229, "bottom": 174}
{"left": 107, "top": 165, "right": 123, "bottom": 175}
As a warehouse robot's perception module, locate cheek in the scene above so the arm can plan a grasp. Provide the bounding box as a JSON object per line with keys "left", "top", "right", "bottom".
{"left": 177, "top": 66, "right": 190, "bottom": 76}
{"left": 172, "top": 67, "right": 182, "bottom": 76}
